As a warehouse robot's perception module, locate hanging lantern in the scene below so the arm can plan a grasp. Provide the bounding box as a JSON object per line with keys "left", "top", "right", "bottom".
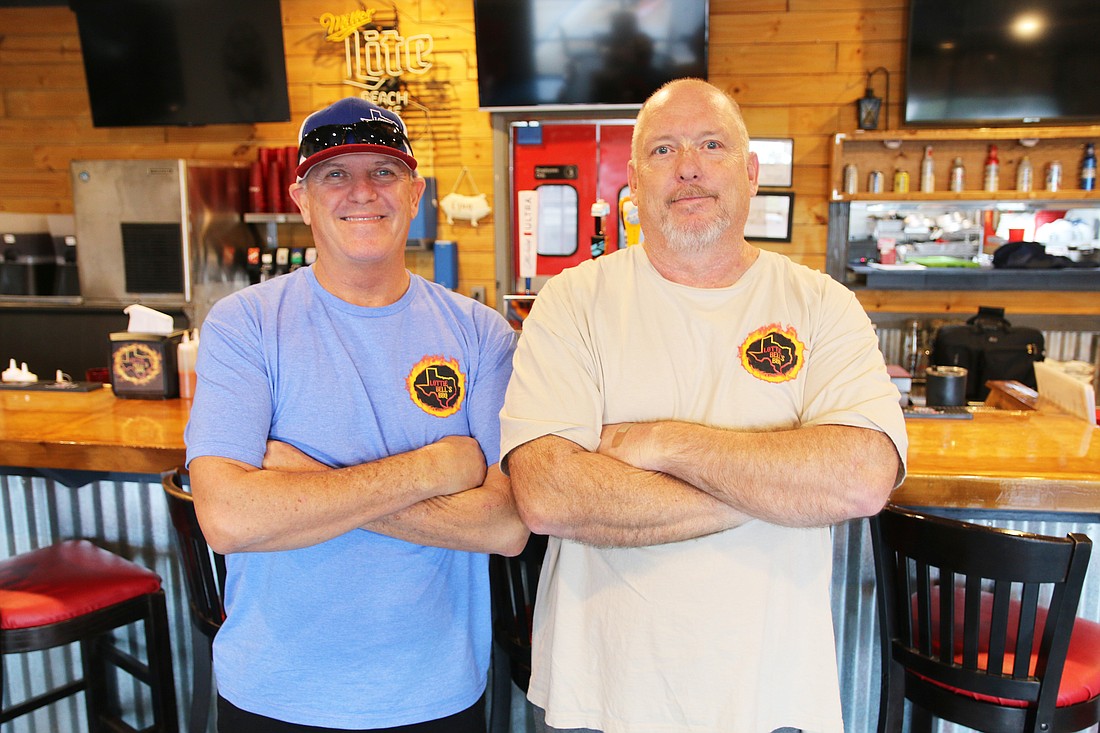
{"left": 857, "top": 67, "right": 890, "bottom": 131}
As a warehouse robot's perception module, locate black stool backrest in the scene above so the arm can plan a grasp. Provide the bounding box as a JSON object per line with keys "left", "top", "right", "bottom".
{"left": 162, "top": 469, "right": 226, "bottom": 639}
{"left": 489, "top": 533, "right": 548, "bottom": 692}
{"left": 870, "top": 503, "right": 1093, "bottom": 733}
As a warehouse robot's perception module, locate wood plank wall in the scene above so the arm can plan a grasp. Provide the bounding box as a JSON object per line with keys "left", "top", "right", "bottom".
{"left": 0, "top": 0, "right": 1095, "bottom": 315}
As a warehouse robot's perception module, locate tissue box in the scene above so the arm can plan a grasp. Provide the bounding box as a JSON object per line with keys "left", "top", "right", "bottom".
{"left": 109, "top": 330, "right": 186, "bottom": 399}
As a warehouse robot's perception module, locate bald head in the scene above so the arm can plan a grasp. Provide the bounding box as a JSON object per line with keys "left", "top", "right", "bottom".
{"left": 631, "top": 79, "right": 751, "bottom": 162}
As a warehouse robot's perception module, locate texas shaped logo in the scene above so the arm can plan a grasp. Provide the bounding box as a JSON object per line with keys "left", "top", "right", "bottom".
{"left": 740, "top": 324, "right": 804, "bottom": 383}
{"left": 407, "top": 355, "right": 466, "bottom": 417}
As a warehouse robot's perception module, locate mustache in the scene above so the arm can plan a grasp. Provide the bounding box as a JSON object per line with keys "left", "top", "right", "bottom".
{"left": 668, "top": 185, "right": 717, "bottom": 204}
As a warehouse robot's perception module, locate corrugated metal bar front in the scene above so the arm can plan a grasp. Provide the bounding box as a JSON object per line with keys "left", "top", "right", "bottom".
{"left": 4, "top": 468, "right": 1098, "bottom": 733}
{"left": 1, "top": 470, "right": 199, "bottom": 733}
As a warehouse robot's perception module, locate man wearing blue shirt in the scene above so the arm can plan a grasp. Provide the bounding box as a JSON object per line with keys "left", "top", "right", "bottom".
{"left": 185, "top": 98, "right": 526, "bottom": 733}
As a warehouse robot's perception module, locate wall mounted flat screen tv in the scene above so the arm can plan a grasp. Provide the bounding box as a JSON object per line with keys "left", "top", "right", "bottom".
{"left": 473, "top": 0, "right": 709, "bottom": 111}
{"left": 906, "top": 0, "right": 1100, "bottom": 126}
{"left": 70, "top": 0, "right": 291, "bottom": 127}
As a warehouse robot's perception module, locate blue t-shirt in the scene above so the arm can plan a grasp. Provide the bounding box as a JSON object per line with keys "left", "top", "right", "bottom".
{"left": 184, "top": 267, "right": 517, "bottom": 728}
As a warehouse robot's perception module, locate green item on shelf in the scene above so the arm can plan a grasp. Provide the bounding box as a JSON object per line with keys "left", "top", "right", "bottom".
{"left": 905, "top": 255, "right": 982, "bottom": 268}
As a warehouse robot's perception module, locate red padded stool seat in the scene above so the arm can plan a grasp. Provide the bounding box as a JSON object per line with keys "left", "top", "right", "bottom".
{"left": 0, "top": 539, "right": 178, "bottom": 732}
{"left": 919, "top": 587, "right": 1100, "bottom": 709}
{"left": 1, "top": 540, "right": 163, "bottom": 629}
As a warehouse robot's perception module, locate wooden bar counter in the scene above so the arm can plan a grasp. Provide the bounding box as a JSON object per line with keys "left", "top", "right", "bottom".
{"left": 897, "top": 407, "right": 1100, "bottom": 515}
{"left": 1, "top": 383, "right": 1096, "bottom": 515}
{"left": 0, "top": 386, "right": 188, "bottom": 474}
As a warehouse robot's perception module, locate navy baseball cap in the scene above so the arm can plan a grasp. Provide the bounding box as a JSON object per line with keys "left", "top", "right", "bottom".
{"left": 295, "top": 98, "right": 417, "bottom": 178}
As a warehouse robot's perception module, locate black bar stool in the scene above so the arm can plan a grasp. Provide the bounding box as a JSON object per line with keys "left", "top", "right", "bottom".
{"left": 0, "top": 539, "right": 179, "bottom": 732}
{"left": 871, "top": 504, "right": 1100, "bottom": 733}
{"left": 161, "top": 468, "right": 226, "bottom": 733}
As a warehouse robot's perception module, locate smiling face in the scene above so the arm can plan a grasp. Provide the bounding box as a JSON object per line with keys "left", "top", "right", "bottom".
{"left": 289, "top": 152, "right": 426, "bottom": 283}
{"left": 628, "top": 81, "right": 759, "bottom": 256}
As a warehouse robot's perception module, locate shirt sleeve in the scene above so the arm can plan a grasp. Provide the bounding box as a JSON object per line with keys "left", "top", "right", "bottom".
{"left": 798, "top": 284, "right": 909, "bottom": 485}
{"left": 464, "top": 308, "right": 518, "bottom": 466}
{"left": 184, "top": 294, "right": 274, "bottom": 469}
{"left": 499, "top": 276, "right": 603, "bottom": 472}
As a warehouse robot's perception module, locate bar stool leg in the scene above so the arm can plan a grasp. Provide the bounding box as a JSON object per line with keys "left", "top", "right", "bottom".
{"left": 145, "top": 592, "right": 179, "bottom": 730}
{"left": 910, "top": 702, "right": 934, "bottom": 733}
{"left": 189, "top": 630, "right": 214, "bottom": 733}
{"left": 82, "top": 633, "right": 122, "bottom": 733}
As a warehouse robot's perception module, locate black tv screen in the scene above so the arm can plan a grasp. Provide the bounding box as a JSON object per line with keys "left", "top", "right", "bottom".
{"left": 473, "top": 0, "right": 709, "bottom": 111}
{"left": 71, "top": 0, "right": 291, "bottom": 127}
{"left": 906, "top": 0, "right": 1100, "bottom": 126}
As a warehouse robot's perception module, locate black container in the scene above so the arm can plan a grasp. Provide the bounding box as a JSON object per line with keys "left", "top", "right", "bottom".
{"left": 1, "top": 233, "right": 57, "bottom": 296}
{"left": 925, "top": 366, "right": 968, "bottom": 407}
{"left": 0, "top": 261, "right": 57, "bottom": 296}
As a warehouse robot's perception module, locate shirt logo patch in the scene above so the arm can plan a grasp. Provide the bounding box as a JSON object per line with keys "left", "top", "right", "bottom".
{"left": 740, "top": 324, "right": 805, "bottom": 383}
{"left": 406, "top": 356, "right": 466, "bottom": 417}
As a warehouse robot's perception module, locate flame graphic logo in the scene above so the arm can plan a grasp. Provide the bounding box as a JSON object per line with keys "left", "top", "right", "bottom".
{"left": 113, "top": 343, "right": 163, "bottom": 386}
{"left": 739, "top": 324, "right": 804, "bottom": 383}
{"left": 406, "top": 355, "right": 466, "bottom": 417}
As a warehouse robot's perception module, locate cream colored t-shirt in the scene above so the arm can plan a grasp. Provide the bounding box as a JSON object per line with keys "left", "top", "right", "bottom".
{"left": 500, "top": 246, "right": 907, "bottom": 733}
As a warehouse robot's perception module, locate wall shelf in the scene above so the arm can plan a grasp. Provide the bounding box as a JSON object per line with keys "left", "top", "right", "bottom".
{"left": 240, "top": 212, "right": 433, "bottom": 252}
{"left": 831, "top": 129, "right": 1100, "bottom": 202}
{"left": 848, "top": 265, "right": 1100, "bottom": 291}
{"left": 243, "top": 212, "right": 306, "bottom": 250}
{"left": 243, "top": 213, "right": 304, "bottom": 225}
{"left": 826, "top": 128, "right": 1100, "bottom": 299}
{"left": 838, "top": 126, "right": 1100, "bottom": 144}
{"left": 836, "top": 191, "right": 1100, "bottom": 204}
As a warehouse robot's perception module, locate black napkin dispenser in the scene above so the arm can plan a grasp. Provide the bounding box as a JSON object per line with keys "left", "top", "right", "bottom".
{"left": 109, "top": 330, "right": 186, "bottom": 399}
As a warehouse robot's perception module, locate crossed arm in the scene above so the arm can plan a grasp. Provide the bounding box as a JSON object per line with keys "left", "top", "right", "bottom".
{"left": 507, "top": 421, "right": 900, "bottom": 548}
{"left": 189, "top": 436, "right": 529, "bottom": 557}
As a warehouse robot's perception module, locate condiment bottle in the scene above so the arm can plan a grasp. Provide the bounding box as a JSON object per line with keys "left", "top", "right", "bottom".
{"left": 1016, "top": 155, "right": 1033, "bottom": 192}
{"left": 920, "top": 145, "right": 935, "bottom": 192}
{"left": 177, "top": 329, "right": 198, "bottom": 400}
{"left": 1081, "top": 142, "right": 1097, "bottom": 191}
{"left": 1, "top": 360, "right": 37, "bottom": 384}
{"left": 2, "top": 359, "right": 22, "bottom": 383}
{"left": 949, "top": 157, "right": 966, "bottom": 192}
{"left": 983, "top": 144, "right": 999, "bottom": 192}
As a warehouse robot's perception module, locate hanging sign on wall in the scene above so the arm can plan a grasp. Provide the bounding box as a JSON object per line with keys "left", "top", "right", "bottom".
{"left": 319, "top": 8, "right": 434, "bottom": 113}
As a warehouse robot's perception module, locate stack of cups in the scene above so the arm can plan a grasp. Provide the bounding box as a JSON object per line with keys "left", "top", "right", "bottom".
{"left": 248, "top": 145, "right": 300, "bottom": 214}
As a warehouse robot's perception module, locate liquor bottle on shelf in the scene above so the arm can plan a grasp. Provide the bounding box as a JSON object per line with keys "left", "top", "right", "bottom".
{"left": 920, "top": 145, "right": 935, "bottom": 192}
{"left": 1081, "top": 142, "right": 1097, "bottom": 191}
{"left": 983, "top": 144, "right": 999, "bottom": 192}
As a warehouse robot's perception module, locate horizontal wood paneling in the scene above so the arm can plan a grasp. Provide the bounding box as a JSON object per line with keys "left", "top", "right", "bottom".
{"left": 710, "top": 9, "right": 906, "bottom": 45}
{"left": 856, "top": 290, "right": 1100, "bottom": 316}
{"left": 0, "top": 0, "right": 1095, "bottom": 313}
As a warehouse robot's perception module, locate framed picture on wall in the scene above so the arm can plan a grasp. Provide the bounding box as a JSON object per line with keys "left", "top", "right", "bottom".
{"left": 746, "top": 192, "right": 794, "bottom": 243}
{"left": 749, "top": 138, "right": 794, "bottom": 187}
